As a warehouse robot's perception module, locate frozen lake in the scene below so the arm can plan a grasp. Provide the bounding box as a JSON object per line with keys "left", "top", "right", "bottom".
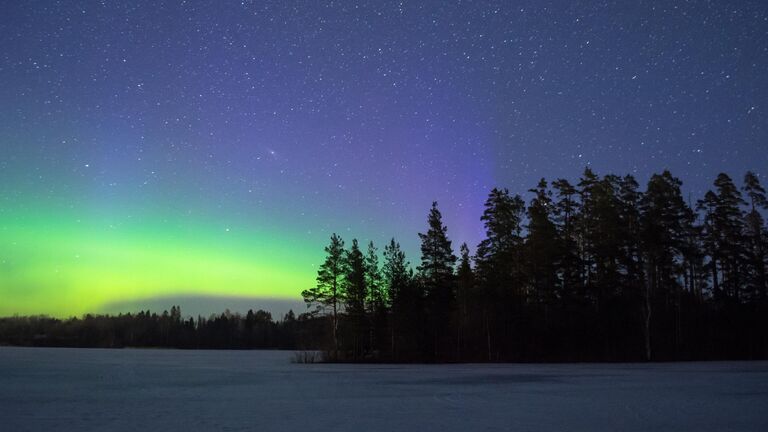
{"left": 1, "top": 347, "right": 767, "bottom": 431}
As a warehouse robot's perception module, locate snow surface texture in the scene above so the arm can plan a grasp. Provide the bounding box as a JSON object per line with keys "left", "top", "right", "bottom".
{"left": 1, "top": 347, "right": 767, "bottom": 431}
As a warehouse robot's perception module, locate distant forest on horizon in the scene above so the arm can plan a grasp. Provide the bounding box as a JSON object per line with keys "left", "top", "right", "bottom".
{"left": 2, "top": 168, "right": 767, "bottom": 363}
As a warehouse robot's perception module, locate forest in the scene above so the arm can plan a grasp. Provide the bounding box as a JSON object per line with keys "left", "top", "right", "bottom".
{"left": 0, "top": 307, "right": 314, "bottom": 350}
{"left": 2, "top": 168, "right": 767, "bottom": 362}
{"left": 301, "top": 169, "right": 768, "bottom": 362}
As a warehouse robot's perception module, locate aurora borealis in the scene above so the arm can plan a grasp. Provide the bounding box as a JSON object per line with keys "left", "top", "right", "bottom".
{"left": 1, "top": 205, "right": 316, "bottom": 316}
{"left": 1, "top": 1, "right": 767, "bottom": 317}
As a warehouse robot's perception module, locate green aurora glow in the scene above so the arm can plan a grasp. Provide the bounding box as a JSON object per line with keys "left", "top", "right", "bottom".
{"left": 0, "top": 207, "right": 321, "bottom": 317}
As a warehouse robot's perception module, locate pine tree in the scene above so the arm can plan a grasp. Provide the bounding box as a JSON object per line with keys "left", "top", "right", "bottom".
{"left": 743, "top": 172, "right": 767, "bottom": 301}
{"left": 575, "top": 170, "right": 626, "bottom": 310}
{"left": 383, "top": 238, "right": 410, "bottom": 308}
{"left": 679, "top": 196, "right": 706, "bottom": 302}
{"left": 552, "top": 178, "right": 581, "bottom": 303}
{"left": 475, "top": 188, "right": 525, "bottom": 360}
{"left": 364, "top": 241, "right": 386, "bottom": 355}
{"left": 595, "top": 175, "right": 626, "bottom": 304}
{"left": 698, "top": 190, "right": 721, "bottom": 297}
{"left": 418, "top": 202, "right": 457, "bottom": 283}
{"left": 455, "top": 243, "right": 474, "bottom": 360}
{"left": 345, "top": 239, "right": 368, "bottom": 359}
{"left": 577, "top": 167, "right": 601, "bottom": 296}
{"left": 302, "top": 233, "right": 347, "bottom": 359}
{"left": 526, "top": 178, "right": 559, "bottom": 304}
{"left": 617, "top": 175, "right": 644, "bottom": 295}
{"left": 707, "top": 173, "right": 746, "bottom": 302}
{"left": 476, "top": 189, "right": 525, "bottom": 271}
{"left": 418, "top": 201, "right": 457, "bottom": 359}
{"left": 640, "top": 170, "right": 691, "bottom": 360}
{"left": 365, "top": 241, "right": 386, "bottom": 315}
{"left": 382, "top": 238, "right": 412, "bottom": 358}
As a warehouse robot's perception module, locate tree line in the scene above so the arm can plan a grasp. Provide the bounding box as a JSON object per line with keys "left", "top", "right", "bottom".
{"left": 2, "top": 168, "right": 766, "bottom": 362}
{"left": 0, "top": 307, "right": 326, "bottom": 350}
{"left": 303, "top": 169, "right": 768, "bottom": 362}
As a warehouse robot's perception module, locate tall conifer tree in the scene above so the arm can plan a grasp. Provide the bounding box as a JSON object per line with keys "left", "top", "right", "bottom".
{"left": 345, "top": 239, "right": 368, "bottom": 359}
{"left": 743, "top": 172, "right": 767, "bottom": 301}
{"left": 302, "top": 233, "right": 347, "bottom": 359}
{"left": 418, "top": 202, "right": 457, "bottom": 359}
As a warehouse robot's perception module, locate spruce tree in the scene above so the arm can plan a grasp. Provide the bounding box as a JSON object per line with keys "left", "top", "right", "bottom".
{"left": 418, "top": 201, "right": 457, "bottom": 359}
{"left": 418, "top": 202, "right": 457, "bottom": 283}
{"left": 383, "top": 238, "right": 410, "bottom": 308}
{"left": 345, "top": 239, "right": 368, "bottom": 359}
{"left": 455, "top": 242, "right": 474, "bottom": 360}
{"left": 364, "top": 241, "right": 386, "bottom": 354}
{"left": 383, "top": 238, "right": 412, "bottom": 358}
{"left": 365, "top": 241, "right": 386, "bottom": 316}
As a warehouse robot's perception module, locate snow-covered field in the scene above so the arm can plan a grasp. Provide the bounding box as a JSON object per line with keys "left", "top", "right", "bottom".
{"left": 1, "top": 347, "right": 766, "bottom": 431}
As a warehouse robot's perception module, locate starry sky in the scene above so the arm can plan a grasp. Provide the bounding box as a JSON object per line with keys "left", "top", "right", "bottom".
{"left": 1, "top": 1, "right": 767, "bottom": 317}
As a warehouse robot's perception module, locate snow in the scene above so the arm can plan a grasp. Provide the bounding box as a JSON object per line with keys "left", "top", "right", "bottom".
{"left": 1, "top": 347, "right": 766, "bottom": 431}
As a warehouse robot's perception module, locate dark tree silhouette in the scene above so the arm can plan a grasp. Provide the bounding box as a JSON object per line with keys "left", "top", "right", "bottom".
{"left": 475, "top": 188, "right": 525, "bottom": 360}
{"left": 526, "top": 179, "right": 559, "bottom": 306}
{"left": 639, "top": 171, "right": 689, "bottom": 359}
{"left": 382, "top": 238, "right": 414, "bottom": 358}
{"left": 364, "top": 240, "right": 387, "bottom": 356}
{"left": 417, "top": 201, "right": 457, "bottom": 360}
{"left": 344, "top": 238, "right": 368, "bottom": 359}
{"left": 710, "top": 173, "right": 747, "bottom": 302}
{"left": 302, "top": 233, "right": 347, "bottom": 359}
{"left": 455, "top": 243, "right": 474, "bottom": 360}
{"left": 743, "top": 172, "right": 768, "bottom": 301}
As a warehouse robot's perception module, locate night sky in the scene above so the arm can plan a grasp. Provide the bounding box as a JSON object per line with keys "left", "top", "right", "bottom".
{"left": 1, "top": 1, "right": 766, "bottom": 317}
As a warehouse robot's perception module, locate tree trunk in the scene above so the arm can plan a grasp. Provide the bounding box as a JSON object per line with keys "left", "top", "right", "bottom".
{"left": 643, "top": 262, "right": 653, "bottom": 361}
{"left": 485, "top": 313, "right": 492, "bottom": 361}
{"left": 332, "top": 301, "right": 339, "bottom": 361}
{"left": 644, "top": 291, "right": 652, "bottom": 361}
{"left": 391, "top": 325, "right": 396, "bottom": 360}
